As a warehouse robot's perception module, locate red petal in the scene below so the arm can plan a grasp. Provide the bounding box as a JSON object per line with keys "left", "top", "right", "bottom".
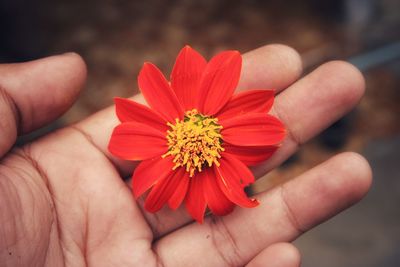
{"left": 114, "top": 97, "right": 168, "bottom": 132}
{"left": 220, "top": 153, "right": 256, "bottom": 186}
{"left": 198, "top": 51, "right": 242, "bottom": 115}
{"left": 108, "top": 122, "right": 167, "bottom": 161}
{"left": 171, "top": 46, "right": 207, "bottom": 110}
{"left": 203, "top": 168, "right": 234, "bottom": 216}
{"left": 214, "top": 156, "right": 259, "bottom": 208}
{"left": 216, "top": 89, "right": 275, "bottom": 120}
{"left": 144, "top": 168, "right": 185, "bottom": 212}
{"left": 224, "top": 144, "right": 278, "bottom": 166}
{"left": 168, "top": 171, "right": 190, "bottom": 210}
{"left": 185, "top": 173, "right": 207, "bottom": 223}
{"left": 138, "top": 63, "right": 184, "bottom": 122}
{"left": 132, "top": 157, "right": 174, "bottom": 198}
{"left": 221, "top": 113, "right": 285, "bottom": 146}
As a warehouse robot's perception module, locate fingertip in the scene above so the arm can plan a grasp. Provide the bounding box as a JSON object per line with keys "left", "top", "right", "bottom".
{"left": 308, "top": 152, "right": 373, "bottom": 207}
{"left": 24, "top": 52, "right": 87, "bottom": 132}
{"left": 278, "top": 151, "right": 373, "bottom": 232}
{"left": 319, "top": 60, "right": 366, "bottom": 107}
{"left": 271, "top": 242, "right": 301, "bottom": 267}
{"left": 286, "top": 243, "right": 302, "bottom": 266}
{"left": 271, "top": 44, "right": 303, "bottom": 80}
{"left": 0, "top": 89, "right": 18, "bottom": 156}
{"left": 0, "top": 52, "right": 88, "bottom": 133}
{"left": 54, "top": 52, "right": 87, "bottom": 99}
{"left": 332, "top": 152, "right": 373, "bottom": 201}
{"left": 247, "top": 242, "right": 301, "bottom": 267}
{"left": 60, "top": 52, "right": 88, "bottom": 82}
{"left": 239, "top": 44, "right": 303, "bottom": 91}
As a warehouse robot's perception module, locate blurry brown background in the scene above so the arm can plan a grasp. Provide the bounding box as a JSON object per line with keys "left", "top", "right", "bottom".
{"left": 1, "top": 0, "right": 399, "bottom": 266}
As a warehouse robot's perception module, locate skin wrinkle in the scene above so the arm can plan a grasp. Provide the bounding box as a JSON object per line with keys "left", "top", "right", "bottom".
{"left": 13, "top": 146, "right": 95, "bottom": 267}
{"left": 25, "top": 96, "right": 35, "bottom": 133}
{"left": 82, "top": 195, "right": 90, "bottom": 267}
{"left": 155, "top": 254, "right": 165, "bottom": 267}
{"left": 69, "top": 124, "right": 128, "bottom": 179}
{"left": 69, "top": 125, "right": 105, "bottom": 159}
{"left": 0, "top": 173, "right": 19, "bottom": 252}
{"left": 46, "top": 130, "right": 90, "bottom": 266}
{"left": 150, "top": 206, "right": 193, "bottom": 241}
{"left": 133, "top": 191, "right": 166, "bottom": 237}
{"left": 66, "top": 126, "right": 157, "bottom": 258}
{"left": 14, "top": 148, "right": 63, "bottom": 266}
{"left": 0, "top": 86, "right": 20, "bottom": 131}
{"left": 0, "top": 86, "right": 19, "bottom": 156}
{"left": 43, "top": 217, "right": 65, "bottom": 267}
{"left": 148, "top": 208, "right": 163, "bottom": 238}
{"left": 25, "top": 181, "right": 43, "bottom": 265}
{"left": 135, "top": 183, "right": 193, "bottom": 240}
{"left": 207, "top": 216, "right": 243, "bottom": 267}
{"left": 42, "top": 136, "right": 90, "bottom": 267}
{"left": 34, "top": 126, "right": 157, "bottom": 267}
{"left": 278, "top": 185, "right": 305, "bottom": 235}
{"left": 0, "top": 151, "right": 54, "bottom": 266}
{"left": 85, "top": 203, "right": 117, "bottom": 259}
{"left": 269, "top": 105, "right": 303, "bottom": 146}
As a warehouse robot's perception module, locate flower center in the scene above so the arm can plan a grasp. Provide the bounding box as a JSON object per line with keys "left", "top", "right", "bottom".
{"left": 162, "top": 109, "right": 224, "bottom": 177}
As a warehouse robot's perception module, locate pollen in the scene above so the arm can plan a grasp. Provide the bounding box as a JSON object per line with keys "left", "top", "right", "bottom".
{"left": 162, "top": 109, "right": 224, "bottom": 177}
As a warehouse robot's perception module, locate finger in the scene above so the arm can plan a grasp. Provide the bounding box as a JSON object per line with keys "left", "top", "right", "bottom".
{"left": 154, "top": 152, "right": 372, "bottom": 267}
{"left": 237, "top": 44, "right": 302, "bottom": 92}
{"left": 252, "top": 60, "right": 366, "bottom": 177}
{"left": 74, "top": 44, "right": 303, "bottom": 174}
{"left": 0, "top": 53, "right": 86, "bottom": 157}
{"left": 246, "top": 243, "right": 301, "bottom": 267}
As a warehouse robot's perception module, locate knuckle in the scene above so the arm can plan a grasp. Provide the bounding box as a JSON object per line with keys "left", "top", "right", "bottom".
{"left": 207, "top": 216, "right": 243, "bottom": 267}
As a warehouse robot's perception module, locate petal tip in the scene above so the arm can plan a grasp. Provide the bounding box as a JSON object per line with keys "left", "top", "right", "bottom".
{"left": 133, "top": 188, "right": 141, "bottom": 199}
{"left": 226, "top": 50, "right": 241, "bottom": 57}
{"left": 252, "top": 199, "right": 260, "bottom": 206}
{"left": 142, "top": 62, "right": 154, "bottom": 70}
{"left": 195, "top": 216, "right": 204, "bottom": 224}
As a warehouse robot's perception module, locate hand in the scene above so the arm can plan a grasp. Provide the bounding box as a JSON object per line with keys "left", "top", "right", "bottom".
{"left": 0, "top": 45, "right": 372, "bottom": 267}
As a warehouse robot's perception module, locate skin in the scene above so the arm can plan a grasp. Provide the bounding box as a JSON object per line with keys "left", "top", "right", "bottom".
{"left": 0, "top": 45, "right": 372, "bottom": 267}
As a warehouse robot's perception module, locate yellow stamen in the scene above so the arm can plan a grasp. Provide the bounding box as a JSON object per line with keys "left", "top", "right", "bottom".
{"left": 162, "top": 109, "right": 224, "bottom": 177}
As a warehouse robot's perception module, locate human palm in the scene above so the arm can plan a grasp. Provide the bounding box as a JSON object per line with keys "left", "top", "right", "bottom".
{"left": 0, "top": 46, "right": 371, "bottom": 267}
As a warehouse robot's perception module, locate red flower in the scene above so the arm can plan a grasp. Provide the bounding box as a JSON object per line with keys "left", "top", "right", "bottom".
{"left": 108, "top": 46, "right": 285, "bottom": 223}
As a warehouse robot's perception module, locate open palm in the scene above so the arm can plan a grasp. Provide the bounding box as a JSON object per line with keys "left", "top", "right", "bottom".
{"left": 0, "top": 45, "right": 371, "bottom": 267}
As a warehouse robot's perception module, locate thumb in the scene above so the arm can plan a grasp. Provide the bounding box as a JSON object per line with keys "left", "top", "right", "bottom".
{"left": 0, "top": 52, "right": 87, "bottom": 157}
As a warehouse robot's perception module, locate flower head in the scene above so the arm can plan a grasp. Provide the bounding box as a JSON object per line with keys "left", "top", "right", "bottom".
{"left": 162, "top": 109, "right": 224, "bottom": 177}
{"left": 108, "top": 46, "right": 285, "bottom": 223}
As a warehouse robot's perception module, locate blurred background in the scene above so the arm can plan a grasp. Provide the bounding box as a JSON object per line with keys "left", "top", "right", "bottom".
{"left": 1, "top": 0, "right": 399, "bottom": 266}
